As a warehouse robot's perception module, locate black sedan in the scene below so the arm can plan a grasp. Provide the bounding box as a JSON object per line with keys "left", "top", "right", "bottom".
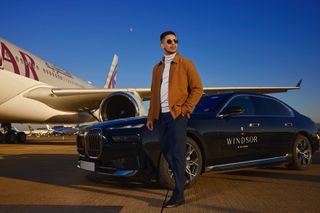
{"left": 77, "top": 92, "right": 320, "bottom": 189}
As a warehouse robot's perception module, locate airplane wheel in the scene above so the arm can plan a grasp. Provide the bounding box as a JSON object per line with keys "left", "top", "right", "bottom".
{"left": 0, "top": 132, "right": 4, "bottom": 143}
{"left": 5, "top": 131, "right": 17, "bottom": 144}
{"left": 17, "top": 132, "right": 27, "bottom": 143}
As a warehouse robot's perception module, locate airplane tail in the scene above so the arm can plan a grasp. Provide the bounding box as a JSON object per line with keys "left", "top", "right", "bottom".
{"left": 104, "top": 54, "right": 118, "bottom": 89}
{"left": 46, "top": 124, "right": 53, "bottom": 131}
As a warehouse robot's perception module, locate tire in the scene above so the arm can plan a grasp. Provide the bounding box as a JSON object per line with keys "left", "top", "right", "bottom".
{"left": 5, "top": 131, "right": 17, "bottom": 144}
{"left": 289, "top": 134, "right": 313, "bottom": 170}
{"left": 0, "top": 132, "right": 4, "bottom": 143}
{"left": 17, "top": 132, "right": 27, "bottom": 143}
{"left": 158, "top": 137, "right": 203, "bottom": 189}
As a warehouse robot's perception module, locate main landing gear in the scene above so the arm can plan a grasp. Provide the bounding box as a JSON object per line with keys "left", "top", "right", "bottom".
{"left": 0, "top": 123, "right": 26, "bottom": 144}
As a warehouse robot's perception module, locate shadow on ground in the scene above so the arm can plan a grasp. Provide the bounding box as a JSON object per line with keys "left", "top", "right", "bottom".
{"left": 0, "top": 205, "right": 122, "bottom": 213}
{"left": 0, "top": 152, "right": 163, "bottom": 207}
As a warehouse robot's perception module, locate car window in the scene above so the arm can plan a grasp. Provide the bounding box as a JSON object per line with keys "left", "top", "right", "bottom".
{"left": 224, "top": 95, "right": 254, "bottom": 115}
{"left": 251, "top": 96, "right": 292, "bottom": 116}
{"left": 193, "top": 95, "right": 226, "bottom": 113}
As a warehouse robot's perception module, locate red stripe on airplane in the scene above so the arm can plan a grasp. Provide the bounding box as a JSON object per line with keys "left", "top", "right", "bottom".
{"left": 108, "top": 65, "right": 117, "bottom": 88}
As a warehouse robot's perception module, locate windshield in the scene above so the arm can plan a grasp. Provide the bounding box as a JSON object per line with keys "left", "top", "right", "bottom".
{"left": 193, "top": 95, "right": 227, "bottom": 113}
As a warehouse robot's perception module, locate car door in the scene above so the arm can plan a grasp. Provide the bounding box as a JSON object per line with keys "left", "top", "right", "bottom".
{"left": 190, "top": 94, "right": 227, "bottom": 166}
{"left": 251, "top": 96, "right": 295, "bottom": 157}
{"left": 210, "top": 95, "right": 265, "bottom": 165}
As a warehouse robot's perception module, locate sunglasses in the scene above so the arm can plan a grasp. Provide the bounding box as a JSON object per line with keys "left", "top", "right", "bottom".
{"left": 166, "top": 39, "right": 179, "bottom": 45}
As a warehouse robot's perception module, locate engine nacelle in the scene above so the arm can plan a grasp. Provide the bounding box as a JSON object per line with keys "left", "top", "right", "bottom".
{"left": 99, "top": 92, "right": 145, "bottom": 121}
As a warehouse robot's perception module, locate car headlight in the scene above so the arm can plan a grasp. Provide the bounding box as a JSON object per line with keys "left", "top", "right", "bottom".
{"left": 78, "top": 129, "right": 88, "bottom": 137}
{"left": 108, "top": 124, "right": 145, "bottom": 130}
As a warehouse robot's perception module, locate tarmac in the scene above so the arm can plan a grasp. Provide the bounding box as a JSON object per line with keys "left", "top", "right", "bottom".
{"left": 0, "top": 137, "right": 320, "bottom": 213}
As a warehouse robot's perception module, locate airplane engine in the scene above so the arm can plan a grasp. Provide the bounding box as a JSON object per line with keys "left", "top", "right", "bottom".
{"left": 99, "top": 92, "right": 145, "bottom": 121}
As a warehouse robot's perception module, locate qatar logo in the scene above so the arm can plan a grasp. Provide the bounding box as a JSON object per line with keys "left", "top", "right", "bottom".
{"left": 0, "top": 41, "right": 39, "bottom": 80}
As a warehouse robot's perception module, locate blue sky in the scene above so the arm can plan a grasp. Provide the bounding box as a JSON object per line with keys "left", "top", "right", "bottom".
{"left": 1, "top": 0, "right": 319, "bottom": 122}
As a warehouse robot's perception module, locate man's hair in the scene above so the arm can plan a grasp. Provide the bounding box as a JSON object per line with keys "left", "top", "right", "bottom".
{"left": 160, "top": 31, "right": 176, "bottom": 41}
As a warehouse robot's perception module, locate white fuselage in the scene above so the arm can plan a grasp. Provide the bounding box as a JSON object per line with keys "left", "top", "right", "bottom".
{"left": 0, "top": 37, "right": 95, "bottom": 123}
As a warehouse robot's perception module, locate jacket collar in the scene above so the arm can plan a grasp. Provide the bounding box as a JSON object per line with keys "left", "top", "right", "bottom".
{"left": 159, "top": 52, "right": 180, "bottom": 65}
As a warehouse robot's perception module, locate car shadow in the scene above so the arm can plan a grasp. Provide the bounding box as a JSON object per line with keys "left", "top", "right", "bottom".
{"left": 222, "top": 168, "right": 320, "bottom": 183}
{"left": 214, "top": 152, "right": 320, "bottom": 183}
{"left": 0, "top": 153, "right": 164, "bottom": 208}
{"left": 26, "top": 140, "right": 76, "bottom": 145}
{"left": 200, "top": 152, "right": 320, "bottom": 184}
{"left": 0, "top": 205, "right": 122, "bottom": 213}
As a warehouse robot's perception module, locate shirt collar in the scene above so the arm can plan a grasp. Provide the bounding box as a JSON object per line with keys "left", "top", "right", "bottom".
{"left": 159, "top": 52, "right": 180, "bottom": 65}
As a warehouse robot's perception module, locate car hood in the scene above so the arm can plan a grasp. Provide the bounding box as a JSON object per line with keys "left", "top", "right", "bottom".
{"left": 88, "top": 116, "right": 147, "bottom": 130}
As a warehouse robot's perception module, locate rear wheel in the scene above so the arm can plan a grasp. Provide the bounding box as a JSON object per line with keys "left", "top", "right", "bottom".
{"left": 158, "top": 137, "right": 202, "bottom": 189}
{"left": 5, "top": 131, "right": 17, "bottom": 144}
{"left": 289, "top": 134, "right": 312, "bottom": 170}
{"left": 0, "top": 132, "right": 4, "bottom": 143}
{"left": 17, "top": 132, "right": 27, "bottom": 143}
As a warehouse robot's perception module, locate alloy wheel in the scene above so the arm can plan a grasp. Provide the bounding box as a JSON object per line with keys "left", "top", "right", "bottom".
{"left": 168, "top": 141, "right": 200, "bottom": 184}
{"left": 296, "top": 137, "right": 312, "bottom": 167}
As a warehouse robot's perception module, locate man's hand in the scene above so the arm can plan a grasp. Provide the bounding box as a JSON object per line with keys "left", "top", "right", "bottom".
{"left": 146, "top": 120, "right": 154, "bottom": 131}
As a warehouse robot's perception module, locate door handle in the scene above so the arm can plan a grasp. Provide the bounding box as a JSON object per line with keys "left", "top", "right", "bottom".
{"left": 249, "top": 123, "right": 260, "bottom": 128}
{"left": 284, "top": 123, "right": 293, "bottom": 127}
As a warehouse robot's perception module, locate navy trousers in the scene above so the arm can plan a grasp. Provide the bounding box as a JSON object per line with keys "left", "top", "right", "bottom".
{"left": 158, "top": 112, "right": 187, "bottom": 200}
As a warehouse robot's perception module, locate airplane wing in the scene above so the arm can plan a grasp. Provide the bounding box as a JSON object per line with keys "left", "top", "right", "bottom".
{"left": 203, "top": 79, "right": 302, "bottom": 94}
{"left": 23, "top": 80, "right": 301, "bottom": 113}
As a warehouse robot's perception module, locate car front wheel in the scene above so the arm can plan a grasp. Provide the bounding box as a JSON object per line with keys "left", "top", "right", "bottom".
{"left": 158, "top": 136, "right": 203, "bottom": 189}
{"left": 289, "top": 134, "right": 313, "bottom": 170}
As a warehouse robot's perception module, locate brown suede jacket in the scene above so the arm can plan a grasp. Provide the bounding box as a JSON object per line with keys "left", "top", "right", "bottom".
{"left": 147, "top": 53, "right": 203, "bottom": 122}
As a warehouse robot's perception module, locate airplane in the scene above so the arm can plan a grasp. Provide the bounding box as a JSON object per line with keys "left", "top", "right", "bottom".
{"left": 22, "top": 125, "right": 35, "bottom": 136}
{"left": 0, "top": 37, "right": 301, "bottom": 143}
{"left": 29, "top": 127, "right": 50, "bottom": 137}
{"left": 50, "top": 126, "right": 79, "bottom": 136}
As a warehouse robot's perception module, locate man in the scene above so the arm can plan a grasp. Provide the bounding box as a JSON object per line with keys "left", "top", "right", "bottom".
{"left": 147, "top": 31, "right": 203, "bottom": 208}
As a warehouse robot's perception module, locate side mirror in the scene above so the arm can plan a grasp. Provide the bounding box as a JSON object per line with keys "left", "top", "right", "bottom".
{"left": 220, "top": 106, "right": 245, "bottom": 118}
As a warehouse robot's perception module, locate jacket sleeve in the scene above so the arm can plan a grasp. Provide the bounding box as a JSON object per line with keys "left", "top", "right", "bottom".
{"left": 181, "top": 61, "right": 203, "bottom": 116}
{"left": 147, "top": 66, "right": 157, "bottom": 122}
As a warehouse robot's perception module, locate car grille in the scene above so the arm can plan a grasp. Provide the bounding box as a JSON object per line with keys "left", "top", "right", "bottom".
{"left": 77, "top": 134, "right": 85, "bottom": 155}
{"left": 85, "top": 128, "right": 102, "bottom": 158}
